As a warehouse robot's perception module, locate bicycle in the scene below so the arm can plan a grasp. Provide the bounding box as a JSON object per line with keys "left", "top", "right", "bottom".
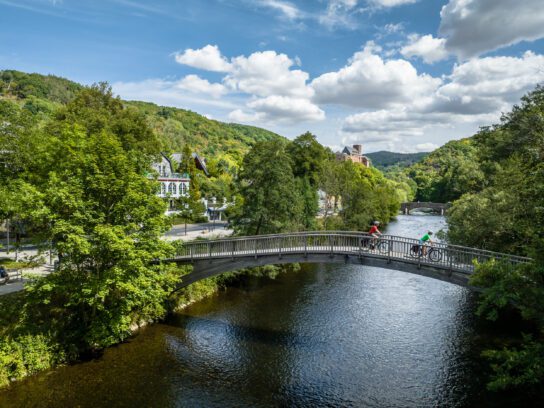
{"left": 361, "top": 236, "right": 390, "bottom": 254}
{"left": 409, "top": 243, "right": 442, "bottom": 262}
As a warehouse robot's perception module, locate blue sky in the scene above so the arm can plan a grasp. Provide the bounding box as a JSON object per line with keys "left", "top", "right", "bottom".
{"left": 2, "top": 0, "right": 544, "bottom": 153}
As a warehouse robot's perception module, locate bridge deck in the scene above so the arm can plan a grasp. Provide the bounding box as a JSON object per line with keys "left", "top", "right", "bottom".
{"left": 164, "top": 233, "right": 531, "bottom": 289}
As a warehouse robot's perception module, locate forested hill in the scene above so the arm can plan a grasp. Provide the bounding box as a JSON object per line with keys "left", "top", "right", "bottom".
{"left": 0, "top": 70, "right": 284, "bottom": 162}
{"left": 404, "top": 138, "right": 482, "bottom": 203}
{"left": 365, "top": 151, "right": 428, "bottom": 170}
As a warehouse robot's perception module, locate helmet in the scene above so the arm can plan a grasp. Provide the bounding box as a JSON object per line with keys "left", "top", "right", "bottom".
{"left": 373, "top": 221, "right": 380, "bottom": 225}
{"left": 428, "top": 231, "right": 433, "bottom": 235}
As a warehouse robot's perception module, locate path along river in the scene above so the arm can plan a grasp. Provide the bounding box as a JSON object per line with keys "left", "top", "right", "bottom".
{"left": 0, "top": 215, "right": 537, "bottom": 407}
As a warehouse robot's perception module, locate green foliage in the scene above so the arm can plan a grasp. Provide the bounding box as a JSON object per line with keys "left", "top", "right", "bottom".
{"left": 231, "top": 139, "right": 303, "bottom": 235}
{"left": 470, "top": 261, "right": 544, "bottom": 390}
{"left": 0, "top": 84, "right": 180, "bottom": 357}
{"left": 454, "top": 86, "right": 544, "bottom": 391}
{"left": 0, "top": 334, "right": 65, "bottom": 388}
{"left": 319, "top": 160, "right": 403, "bottom": 230}
{"left": 1, "top": 69, "right": 286, "bottom": 178}
{"left": 365, "top": 151, "right": 428, "bottom": 171}
{"left": 447, "top": 86, "right": 544, "bottom": 255}
{"left": 406, "top": 138, "right": 484, "bottom": 202}
{"left": 128, "top": 100, "right": 284, "bottom": 169}
{"left": 481, "top": 337, "right": 544, "bottom": 391}
{"left": 286, "top": 131, "right": 332, "bottom": 187}
{"left": 0, "top": 70, "right": 82, "bottom": 103}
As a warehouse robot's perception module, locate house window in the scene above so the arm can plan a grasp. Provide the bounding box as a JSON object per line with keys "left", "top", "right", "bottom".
{"left": 172, "top": 183, "right": 177, "bottom": 195}
{"left": 161, "top": 183, "right": 166, "bottom": 195}
{"left": 168, "top": 183, "right": 173, "bottom": 194}
{"left": 181, "top": 183, "right": 187, "bottom": 195}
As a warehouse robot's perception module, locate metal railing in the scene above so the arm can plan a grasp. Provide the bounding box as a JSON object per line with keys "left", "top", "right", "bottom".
{"left": 171, "top": 232, "right": 532, "bottom": 275}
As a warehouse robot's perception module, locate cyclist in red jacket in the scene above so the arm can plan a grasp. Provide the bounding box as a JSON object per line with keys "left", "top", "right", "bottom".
{"left": 368, "top": 221, "right": 382, "bottom": 249}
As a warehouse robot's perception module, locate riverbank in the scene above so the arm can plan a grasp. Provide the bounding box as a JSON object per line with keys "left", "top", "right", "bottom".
{"left": 0, "top": 260, "right": 297, "bottom": 389}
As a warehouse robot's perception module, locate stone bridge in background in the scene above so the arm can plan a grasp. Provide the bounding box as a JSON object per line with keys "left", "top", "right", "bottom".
{"left": 162, "top": 232, "right": 530, "bottom": 291}
{"left": 400, "top": 202, "right": 451, "bottom": 215}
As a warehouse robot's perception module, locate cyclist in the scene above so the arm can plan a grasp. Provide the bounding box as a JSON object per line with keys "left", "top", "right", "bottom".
{"left": 419, "top": 231, "right": 433, "bottom": 255}
{"left": 368, "top": 221, "right": 382, "bottom": 249}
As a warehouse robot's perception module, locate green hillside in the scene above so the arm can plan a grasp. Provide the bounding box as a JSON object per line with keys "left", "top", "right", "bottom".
{"left": 404, "top": 138, "right": 482, "bottom": 202}
{"left": 0, "top": 70, "right": 284, "bottom": 164}
{"left": 365, "top": 151, "right": 428, "bottom": 170}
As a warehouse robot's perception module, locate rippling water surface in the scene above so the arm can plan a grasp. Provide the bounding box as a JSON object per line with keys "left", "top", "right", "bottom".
{"left": 0, "top": 215, "right": 534, "bottom": 407}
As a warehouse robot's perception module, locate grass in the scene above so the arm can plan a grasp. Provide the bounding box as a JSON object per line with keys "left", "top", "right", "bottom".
{"left": 0, "top": 258, "right": 41, "bottom": 270}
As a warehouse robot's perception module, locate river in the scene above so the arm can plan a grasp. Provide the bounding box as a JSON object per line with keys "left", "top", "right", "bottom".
{"left": 0, "top": 215, "right": 535, "bottom": 407}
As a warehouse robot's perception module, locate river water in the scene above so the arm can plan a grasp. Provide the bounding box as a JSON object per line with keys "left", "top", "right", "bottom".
{"left": 0, "top": 215, "right": 534, "bottom": 407}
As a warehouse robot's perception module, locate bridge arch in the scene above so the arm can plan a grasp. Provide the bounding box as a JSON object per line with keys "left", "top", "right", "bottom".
{"left": 163, "top": 233, "right": 529, "bottom": 292}
{"left": 400, "top": 202, "right": 451, "bottom": 215}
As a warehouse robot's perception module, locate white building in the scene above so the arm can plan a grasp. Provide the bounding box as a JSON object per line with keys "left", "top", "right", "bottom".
{"left": 151, "top": 153, "right": 190, "bottom": 211}
{"left": 151, "top": 152, "right": 209, "bottom": 212}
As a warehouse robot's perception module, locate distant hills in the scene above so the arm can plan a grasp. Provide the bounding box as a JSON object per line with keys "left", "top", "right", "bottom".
{"left": 365, "top": 151, "right": 429, "bottom": 170}
{"left": 0, "top": 70, "right": 284, "bottom": 165}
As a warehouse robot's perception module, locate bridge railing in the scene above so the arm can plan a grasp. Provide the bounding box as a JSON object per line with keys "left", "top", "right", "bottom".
{"left": 173, "top": 232, "right": 531, "bottom": 274}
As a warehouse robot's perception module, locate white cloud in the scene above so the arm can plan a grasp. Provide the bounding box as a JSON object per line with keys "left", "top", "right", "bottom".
{"left": 174, "top": 44, "right": 232, "bottom": 72}
{"left": 248, "top": 96, "right": 325, "bottom": 121}
{"left": 258, "top": 0, "right": 301, "bottom": 20}
{"left": 439, "top": 0, "right": 544, "bottom": 58}
{"left": 111, "top": 78, "right": 237, "bottom": 110}
{"left": 338, "top": 50, "right": 544, "bottom": 151}
{"left": 383, "top": 23, "right": 404, "bottom": 34}
{"left": 229, "top": 95, "right": 324, "bottom": 124}
{"left": 428, "top": 51, "right": 544, "bottom": 114}
{"left": 225, "top": 50, "right": 313, "bottom": 98}
{"left": 175, "top": 75, "right": 227, "bottom": 98}
{"left": 311, "top": 42, "right": 442, "bottom": 108}
{"left": 369, "top": 0, "right": 417, "bottom": 7}
{"left": 400, "top": 34, "right": 449, "bottom": 64}
{"left": 319, "top": 0, "right": 360, "bottom": 30}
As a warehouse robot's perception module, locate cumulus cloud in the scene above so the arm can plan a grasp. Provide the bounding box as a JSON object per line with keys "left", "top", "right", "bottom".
{"left": 172, "top": 45, "right": 322, "bottom": 125}
{"left": 225, "top": 51, "right": 313, "bottom": 98}
{"left": 229, "top": 95, "right": 324, "bottom": 124}
{"left": 176, "top": 75, "right": 227, "bottom": 98}
{"left": 427, "top": 51, "right": 544, "bottom": 114}
{"left": 174, "top": 44, "right": 232, "bottom": 72}
{"left": 401, "top": 34, "right": 449, "bottom": 64}
{"left": 311, "top": 42, "right": 441, "bottom": 108}
{"left": 338, "top": 51, "right": 544, "bottom": 150}
{"left": 439, "top": 0, "right": 544, "bottom": 59}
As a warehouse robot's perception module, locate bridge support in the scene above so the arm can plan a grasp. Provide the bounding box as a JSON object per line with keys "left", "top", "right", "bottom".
{"left": 172, "top": 253, "right": 475, "bottom": 292}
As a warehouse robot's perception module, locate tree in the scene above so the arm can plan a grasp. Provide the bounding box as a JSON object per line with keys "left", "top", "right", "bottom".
{"left": 176, "top": 145, "right": 206, "bottom": 223}
{"left": 446, "top": 85, "right": 544, "bottom": 391}
{"left": 231, "top": 139, "right": 303, "bottom": 235}
{"left": 287, "top": 131, "right": 331, "bottom": 187}
{"left": 3, "top": 84, "right": 178, "bottom": 352}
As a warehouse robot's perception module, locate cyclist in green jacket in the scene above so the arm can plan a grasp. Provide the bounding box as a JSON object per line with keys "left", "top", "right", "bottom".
{"left": 419, "top": 231, "right": 433, "bottom": 255}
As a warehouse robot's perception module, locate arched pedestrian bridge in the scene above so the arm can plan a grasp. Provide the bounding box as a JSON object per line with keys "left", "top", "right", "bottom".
{"left": 400, "top": 202, "right": 451, "bottom": 215}
{"left": 163, "top": 233, "right": 531, "bottom": 290}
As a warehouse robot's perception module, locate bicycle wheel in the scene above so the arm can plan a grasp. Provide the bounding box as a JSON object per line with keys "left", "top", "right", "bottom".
{"left": 377, "top": 240, "right": 390, "bottom": 254}
{"left": 428, "top": 248, "right": 442, "bottom": 262}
